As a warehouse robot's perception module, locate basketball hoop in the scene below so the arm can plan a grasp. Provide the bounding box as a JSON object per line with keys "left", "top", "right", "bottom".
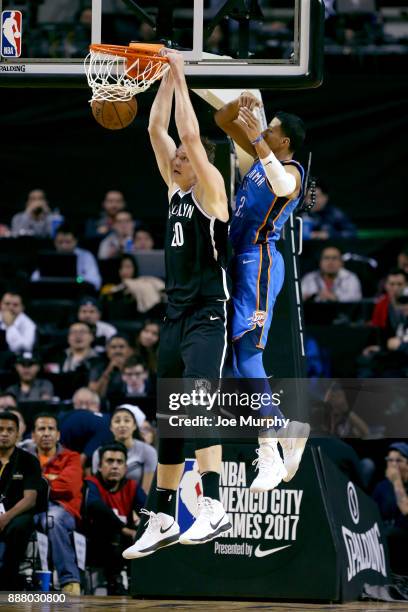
{"left": 84, "top": 42, "right": 170, "bottom": 102}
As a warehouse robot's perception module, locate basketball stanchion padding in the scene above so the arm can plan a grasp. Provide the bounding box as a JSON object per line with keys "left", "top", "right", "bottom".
{"left": 132, "top": 445, "right": 390, "bottom": 602}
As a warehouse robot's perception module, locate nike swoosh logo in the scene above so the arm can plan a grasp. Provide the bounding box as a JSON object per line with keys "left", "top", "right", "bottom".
{"left": 160, "top": 522, "right": 175, "bottom": 534}
{"left": 210, "top": 316, "right": 220, "bottom": 321}
{"left": 243, "top": 260, "right": 255, "bottom": 264}
{"left": 210, "top": 516, "right": 224, "bottom": 530}
{"left": 254, "top": 544, "right": 291, "bottom": 558}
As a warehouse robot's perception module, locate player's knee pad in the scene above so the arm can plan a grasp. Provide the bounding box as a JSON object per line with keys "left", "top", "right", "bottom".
{"left": 158, "top": 438, "right": 185, "bottom": 464}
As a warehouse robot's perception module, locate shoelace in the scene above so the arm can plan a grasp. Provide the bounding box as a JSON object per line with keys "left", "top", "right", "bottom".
{"left": 252, "top": 447, "right": 277, "bottom": 473}
{"left": 197, "top": 496, "right": 214, "bottom": 519}
{"left": 140, "top": 508, "right": 160, "bottom": 533}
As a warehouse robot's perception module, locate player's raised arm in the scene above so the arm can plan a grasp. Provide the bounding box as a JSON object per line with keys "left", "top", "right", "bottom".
{"left": 214, "top": 91, "right": 263, "bottom": 158}
{"left": 237, "top": 106, "right": 301, "bottom": 199}
{"left": 148, "top": 68, "right": 177, "bottom": 189}
{"left": 165, "top": 50, "right": 228, "bottom": 222}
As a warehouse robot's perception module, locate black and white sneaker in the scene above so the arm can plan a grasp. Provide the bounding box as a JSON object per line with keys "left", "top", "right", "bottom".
{"left": 122, "top": 509, "right": 180, "bottom": 559}
{"left": 178, "top": 497, "right": 231, "bottom": 545}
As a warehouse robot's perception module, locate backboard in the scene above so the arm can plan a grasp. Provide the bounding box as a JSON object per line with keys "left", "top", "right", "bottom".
{"left": 0, "top": 0, "right": 324, "bottom": 89}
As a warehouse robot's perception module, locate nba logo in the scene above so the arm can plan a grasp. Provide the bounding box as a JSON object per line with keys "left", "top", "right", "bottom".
{"left": 1, "top": 10, "right": 22, "bottom": 58}
{"left": 176, "top": 459, "right": 203, "bottom": 533}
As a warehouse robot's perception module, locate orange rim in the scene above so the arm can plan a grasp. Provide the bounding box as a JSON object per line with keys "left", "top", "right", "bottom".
{"left": 89, "top": 43, "right": 169, "bottom": 63}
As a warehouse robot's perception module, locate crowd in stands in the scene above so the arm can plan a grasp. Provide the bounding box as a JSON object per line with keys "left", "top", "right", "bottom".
{"left": 0, "top": 188, "right": 163, "bottom": 593}
{"left": 0, "top": 178, "right": 407, "bottom": 593}
{"left": 5, "top": 0, "right": 407, "bottom": 62}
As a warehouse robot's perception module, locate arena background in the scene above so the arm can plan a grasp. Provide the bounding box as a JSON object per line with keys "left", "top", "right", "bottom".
{"left": 0, "top": 2, "right": 408, "bottom": 607}
{"left": 0, "top": 62, "right": 407, "bottom": 232}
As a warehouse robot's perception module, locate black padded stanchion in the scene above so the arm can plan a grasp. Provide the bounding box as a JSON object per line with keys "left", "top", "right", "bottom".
{"left": 131, "top": 444, "right": 389, "bottom": 602}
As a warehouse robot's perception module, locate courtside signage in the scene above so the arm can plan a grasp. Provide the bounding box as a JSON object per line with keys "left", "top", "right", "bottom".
{"left": 341, "top": 482, "right": 386, "bottom": 581}
{"left": 217, "top": 460, "right": 303, "bottom": 558}
{"left": 177, "top": 458, "right": 303, "bottom": 559}
{"left": 319, "top": 452, "right": 390, "bottom": 598}
{"left": 133, "top": 446, "right": 343, "bottom": 600}
{"left": 1, "top": 10, "right": 22, "bottom": 58}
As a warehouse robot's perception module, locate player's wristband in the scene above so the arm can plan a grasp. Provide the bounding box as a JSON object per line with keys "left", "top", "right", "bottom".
{"left": 251, "top": 134, "right": 264, "bottom": 145}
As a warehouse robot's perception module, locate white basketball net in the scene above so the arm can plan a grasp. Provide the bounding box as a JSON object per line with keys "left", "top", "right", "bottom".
{"left": 84, "top": 49, "right": 170, "bottom": 102}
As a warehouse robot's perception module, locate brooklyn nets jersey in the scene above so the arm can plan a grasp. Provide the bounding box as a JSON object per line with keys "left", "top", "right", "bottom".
{"left": 165, "top": 187, "right": 230, "bottom": 316}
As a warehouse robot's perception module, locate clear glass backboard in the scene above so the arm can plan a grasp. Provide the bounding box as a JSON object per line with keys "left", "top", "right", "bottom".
{"left": 0, "top": 0, "right": 324, "bottom": 88}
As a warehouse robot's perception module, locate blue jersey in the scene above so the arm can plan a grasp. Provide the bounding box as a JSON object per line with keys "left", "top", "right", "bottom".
{"left": 230, "top": 158, "right": 305, "bottom": 252}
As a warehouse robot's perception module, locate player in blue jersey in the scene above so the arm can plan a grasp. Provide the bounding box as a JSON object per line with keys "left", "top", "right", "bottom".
{"left": 215, "top": 92, "right": 310, "bottom": 492}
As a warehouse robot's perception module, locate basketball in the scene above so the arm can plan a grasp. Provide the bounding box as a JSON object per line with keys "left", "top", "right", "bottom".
{"left": 91, "top": 97, "right": 137, "bottom": 130}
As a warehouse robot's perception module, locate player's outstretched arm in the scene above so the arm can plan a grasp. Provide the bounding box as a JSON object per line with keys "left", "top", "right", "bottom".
{"left": 148, "top": 68, "right": 177, "bottom": 188}
{"left": 165, "top": 49, "right": 228, "bottom": 222}
{"left": 214, "top": 92, "right": 263, "bottom": 158}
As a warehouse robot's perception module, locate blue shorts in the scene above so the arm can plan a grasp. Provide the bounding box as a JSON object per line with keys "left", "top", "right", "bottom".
{"left": 231, "top": 243, "right": 284, "bottom": 349}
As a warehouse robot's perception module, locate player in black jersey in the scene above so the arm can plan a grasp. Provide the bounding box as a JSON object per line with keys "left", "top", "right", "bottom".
{"left": 123, "top": 49, "right": 231, "bottom": 560}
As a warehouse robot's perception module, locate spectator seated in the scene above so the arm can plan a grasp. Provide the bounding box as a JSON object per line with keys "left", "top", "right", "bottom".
{"left": 30, "top": 413, "right": 82, "bottom": 595}
{"left": 11, "top": 189, "right": 53, "bottom": 239}
{"left": 397, "top": 245, "right": 408, "bottom": 277}
{"left": 91, "top": 406, "right": 157, "bottom": 494}
{"left": 59, "top": 409, "right": 112, "bottom": 468}
{"left": 302, "top": 179, "right": 357, "bottom": 241}
{"left": 133, "top": 227, "right": 155, "bottom": 251}
{"left": 45, "top": 321, "right": 99, "bottom": 376}
{"left": 301, "top": 246, "right": 363, "bottom": 303}
{"left": 97, "top": 211, "right": 136, "bottom": 260}
{"left": 32, "top": 224, "right": 101, "bottom": 291}
{"left": 0, "top": 412, "right": 43, "bottom": 590}
{"left": 84, "top": 443, "right": 146, "bottom": 595}
{"left": 100, "top": 255, "right": 140, "bottom": 320}
{"left": 7, "top": 352, "right": 54, "bottom": 403}
{"left": 0, "top": 392, "right": 18, "bottom": 411}
{"left": 120, "top": 356, "right": 151, "bottom": 399}
{"left": 85, "top": 191, "right": 126, "bottom": 240}
{"left": 372, "top": 442, "right": 408, "bottom": 576}
{"left": 89, "top": 334, "right": 133, "bottom": 408}
{"left": 370, "top": 269, "right": 407, "bottom": 329}
{"left": 14, "top": 401, "right": 60, "bottom": 435}
{"left": 72, "top": 387, "right": 102, "bottom": 414}
{"left": 77, "top": 296, "right": 117, "bottom": 353}
{"left": 133, "top": 320, "right": 160, "bottom": 374}
{"left": 0, "top": 291, "right": 37, "bottom": 355}
{"left": 359, "top": 281, "right": 408, "bottom": 378}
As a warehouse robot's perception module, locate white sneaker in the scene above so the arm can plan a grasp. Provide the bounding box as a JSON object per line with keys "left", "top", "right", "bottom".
{"left": 278, "top": 420, "right": 310, "bottom": 482}
{"left": 179, "top": 497, "right": 232, "bottom": 545}
{"left": 122, "top": 509, "right": 180, "bottom": 559}
{"left": 249, "top": 439, "right": 288, "bottom": 492}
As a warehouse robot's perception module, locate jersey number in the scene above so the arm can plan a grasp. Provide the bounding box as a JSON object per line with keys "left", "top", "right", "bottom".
{"left": 235, "top": 195, "right": 245, "bottom": 217}
{"left": 171, "top": 222, "right": 184, "bottom": 247}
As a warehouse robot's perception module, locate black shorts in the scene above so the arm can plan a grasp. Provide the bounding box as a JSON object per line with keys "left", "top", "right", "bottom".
{"left": 158, "top": 302, "right": 228, "bottom": 379}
